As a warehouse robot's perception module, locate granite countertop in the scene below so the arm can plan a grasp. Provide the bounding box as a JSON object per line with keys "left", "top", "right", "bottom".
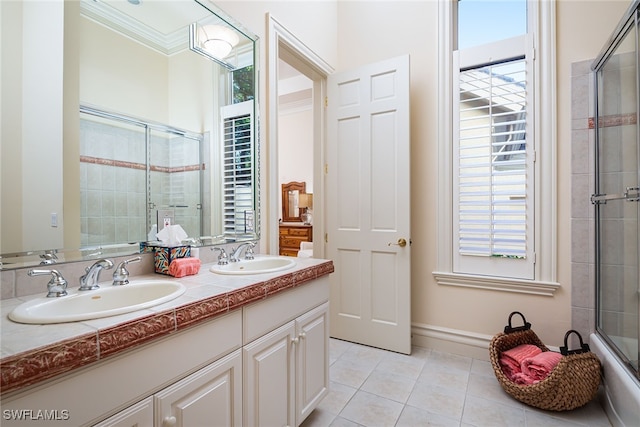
{"left": 0, "top": 257, "right": 334, "bottom": 396}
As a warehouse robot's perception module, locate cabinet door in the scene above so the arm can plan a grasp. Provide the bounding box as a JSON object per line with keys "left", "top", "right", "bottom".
{"left": 93, "top": 397, "right": 153, "bottom": 427}
{"left": 155, "top": 349, "right": 242, "bottom": 427}
{"left": 295, "top": 302, "right": 329, "bottom": 426}
{"left": 244, "top": 321, "right": 296, "bottom": 427}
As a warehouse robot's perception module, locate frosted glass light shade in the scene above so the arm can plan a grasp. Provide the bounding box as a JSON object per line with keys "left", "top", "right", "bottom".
{"left": 199, "top": 25, "right": 239, "bottom": 59}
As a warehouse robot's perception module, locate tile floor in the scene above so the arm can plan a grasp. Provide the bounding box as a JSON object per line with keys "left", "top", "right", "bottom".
{"left": 301, "top": 338, "right": 612, "bottom": 427}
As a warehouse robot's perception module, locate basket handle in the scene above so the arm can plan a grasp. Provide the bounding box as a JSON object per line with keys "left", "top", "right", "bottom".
{"left": 560, "top": 330, "right": 591, "bottom": 355}
{"left": 503, "top": 311, "right": 532, "bottom": 334}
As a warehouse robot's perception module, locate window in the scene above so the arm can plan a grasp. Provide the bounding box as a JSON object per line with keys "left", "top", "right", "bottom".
{"left": 232, "top": 65, "right": 255, "bottom": 104}
{"left": 457, "top": 0, "right": 527, "bottom": 49}
{"left": 454, "top": 33, "right": 534, "bottom": 279}
{"left": 221, "top": 100, "right": 255, "bottom": 238}
{"left": 436, "top": 0, "right": 559, "bottom": 293}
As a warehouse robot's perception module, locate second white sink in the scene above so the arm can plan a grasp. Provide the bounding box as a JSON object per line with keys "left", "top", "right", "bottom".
{"left": 209, "top": 256, "right": 296, "bottom": 275}
{"left": 9, "top": 280, "right": 186, "bottom": 324}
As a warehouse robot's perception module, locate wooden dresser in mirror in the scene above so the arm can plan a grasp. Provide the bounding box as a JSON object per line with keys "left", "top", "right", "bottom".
{"left": 280, "top": 182, "right": 312, "bottom": 256}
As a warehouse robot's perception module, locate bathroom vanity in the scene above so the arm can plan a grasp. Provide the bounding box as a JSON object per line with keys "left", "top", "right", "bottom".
{"left": 0, "top": 257, "right": 333, "bottom": 427}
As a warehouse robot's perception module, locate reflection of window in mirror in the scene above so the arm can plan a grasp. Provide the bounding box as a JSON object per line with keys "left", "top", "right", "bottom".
{"left": 233, "top": 66, "right": 255, "bottom": 103}
{"left": 282, "top": 181, "right": 305, "bottom": 222}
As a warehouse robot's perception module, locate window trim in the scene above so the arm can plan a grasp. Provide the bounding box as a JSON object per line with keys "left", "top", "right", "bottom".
{"left": 435, "top": 0, "right": 559, "bottom": 295}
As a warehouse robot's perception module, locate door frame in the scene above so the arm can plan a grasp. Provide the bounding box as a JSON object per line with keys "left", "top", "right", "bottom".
{"left": 266, "top": 14, "right": 334, "bottom": 257}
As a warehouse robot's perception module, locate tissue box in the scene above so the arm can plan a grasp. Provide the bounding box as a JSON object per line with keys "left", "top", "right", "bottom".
{"left": 151, "top": 245, "right": 191, "bottom": 275}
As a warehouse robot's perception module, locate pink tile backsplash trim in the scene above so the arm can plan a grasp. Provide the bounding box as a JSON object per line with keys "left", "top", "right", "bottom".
{"left": 588, "top": 113, "right": 637, "bottom": 129}
{"left": 0, "top": 334, "right": 98, "bottom": 393}
{"left": 0, "top": 261, "right": 334, "bottom": 395}
{"left": 80, "top": 155, "right": 203, "bottom": 173}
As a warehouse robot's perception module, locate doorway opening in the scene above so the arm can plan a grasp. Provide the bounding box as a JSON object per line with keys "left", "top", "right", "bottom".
{"left": 267, "top": 15, "right": 333, "bottom": 257}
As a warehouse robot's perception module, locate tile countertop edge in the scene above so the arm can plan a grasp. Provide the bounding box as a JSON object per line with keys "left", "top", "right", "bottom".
{"left": 0, "top": 259, "right": 334, "bottom": 396}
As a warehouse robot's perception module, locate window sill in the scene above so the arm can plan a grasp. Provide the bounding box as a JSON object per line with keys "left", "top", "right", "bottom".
{"left": 432, "top": 271, "right": 560, "bottom": 297}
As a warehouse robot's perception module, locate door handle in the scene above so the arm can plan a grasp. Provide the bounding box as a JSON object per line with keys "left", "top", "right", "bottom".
{"left": 388, "top": 238, "right": 407, "bottom": 248}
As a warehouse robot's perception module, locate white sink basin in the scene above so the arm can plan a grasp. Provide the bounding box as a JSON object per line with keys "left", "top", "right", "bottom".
{"left": 9, "top": 280, "right": 186, "bottom": 324}
{"left": 209, "top": 256, "right": 296, "bottom": 275}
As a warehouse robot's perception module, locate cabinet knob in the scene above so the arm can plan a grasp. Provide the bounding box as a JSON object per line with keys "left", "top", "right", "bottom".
{"left": 163, "top": 416, "right": 177, "bottom": 426}
{"left": 292, "top": 337, "right": 299, "bottom": 344}
{"left": 299, "top": 332, "right": 306, "bottom": 339}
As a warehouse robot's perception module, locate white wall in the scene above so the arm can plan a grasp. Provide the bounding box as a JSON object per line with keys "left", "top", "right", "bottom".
{"left": 1, "top": 1, "right": 65, "bottom": 253}
{"left": 278, "top": 107, "right": 314, "bottom": 219}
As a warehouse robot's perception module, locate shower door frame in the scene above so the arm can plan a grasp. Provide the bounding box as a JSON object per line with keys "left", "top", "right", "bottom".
{"left": 592, "top": 2, "right": 640, "bottom": 380}
{"left": 80, "top": 105, "right": 205, "bottom": 248}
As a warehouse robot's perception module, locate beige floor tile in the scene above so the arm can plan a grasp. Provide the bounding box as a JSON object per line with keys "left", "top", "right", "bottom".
{"left": 330, "top": 358, "right": 376, "bottom": 389}
{"left": 375, "top": 356, "right": 425, "bottom": 380}
{"left": 417, "top": 362, "right": 470, "bottom": 392}
{"left": 360, "top": 370, "right": 416, "bottom": 403}
{"left": 340, "top": 390, "right": 404, "bottom": 427}
{"left": 461, "top": 395, "right": 526, "bottom": 426}
{"left": 396, "top": 405, "right": 460, "bottom": 427}
{"left": 303, "top": 339, "right": 612, "bottom": 427}
{"left": 317, "top": 381, "right": 358, "bottom": 415}
{"left": 406, "top": 381, "right": 466, "bottom": 420}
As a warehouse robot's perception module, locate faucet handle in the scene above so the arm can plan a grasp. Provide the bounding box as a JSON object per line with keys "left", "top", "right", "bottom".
{"left": 112, "top": 256, "right": 142, "bottom": 286}
{"left": 245, "top": 243, "right": 256, "bottom": 260}
{"left": 213, "top": 248, "right": 228, "bottom": 265}
{"left": 28, "top": 269, "right": 68, "bottom": 298}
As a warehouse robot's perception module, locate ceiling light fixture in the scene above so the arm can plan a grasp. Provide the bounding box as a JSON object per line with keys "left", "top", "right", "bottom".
{"left": 189, "top": 22, "right": 240, "bottom": 70}
{"left": 199, "top": 25, "right": 239, "bottom": 59}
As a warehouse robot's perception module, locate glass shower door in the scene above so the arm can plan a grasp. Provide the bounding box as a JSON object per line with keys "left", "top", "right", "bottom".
{"left": 148, "top": 129, "right": 203, "bottom": 241}
{"left": 593, "top": 13, "right": 640, "bottom": 377}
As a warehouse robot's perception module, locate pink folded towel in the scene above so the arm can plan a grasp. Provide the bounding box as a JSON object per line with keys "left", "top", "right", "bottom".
{"left": 512, "top": 372, "right": 537, "bottom": 385}
{"left": 522, "top": 351, "right": 563, "bottom": 381}
{"left": 499, "top": 344, "right": 542, "bottom": 379}
{"left": 168, "top": 257, "right": 201, "bottom": 278}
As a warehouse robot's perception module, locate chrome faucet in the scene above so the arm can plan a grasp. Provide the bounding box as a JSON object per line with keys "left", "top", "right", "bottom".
{"left": 28, "top": 269, "right": 68, "bottom": 297}
{"left": 112, "top": 256, "right": 142, "bottom": 286}
{"left": 230, "top": 242, "right": 256, "bottom": 262}
{"left": 212, "top": 248, "right": 229, "bottom": 265}
{"left": 79, "top": 259, "right": 113, "bottom": 291}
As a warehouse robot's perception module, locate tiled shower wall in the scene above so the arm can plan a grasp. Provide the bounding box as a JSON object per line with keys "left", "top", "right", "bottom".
{"left": 80, "top": 118, "right": 203, "bottom": 247}
{"left": 80, "top": 118, "right": 147, "bottom": 246}
{"left": 571, "top": 58, "right": 597, "bottom": 338}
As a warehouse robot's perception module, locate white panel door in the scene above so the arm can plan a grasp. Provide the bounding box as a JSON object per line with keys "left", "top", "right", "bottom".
{"left": 327, "top": 55, "right": 411, "bottom": 354}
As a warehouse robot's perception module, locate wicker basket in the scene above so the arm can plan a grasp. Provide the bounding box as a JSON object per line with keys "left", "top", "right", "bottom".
{"left": 489, "top": 312, "right": 602, "bottom": 411}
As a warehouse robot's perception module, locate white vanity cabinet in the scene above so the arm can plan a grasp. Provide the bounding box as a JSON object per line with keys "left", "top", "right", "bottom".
{"left": 243, "top": 278, "right": 329, "bottom": 427}
{"left": 244, "top": 321, "right": 297, "bottom": 427}
{"left": 154, "top": 349, "right": 242, "bottom": 427}
{"left": 92, "top": 397, "right": 154, "bottom": 427}
{"left": 295, "top": 302, "right": 329, "bottom": 424}
{"left": 95, "top": 349, "right": 242, "bottom": 427}
{"left": 1, "top": 275, "right": 330, "bottom": 427}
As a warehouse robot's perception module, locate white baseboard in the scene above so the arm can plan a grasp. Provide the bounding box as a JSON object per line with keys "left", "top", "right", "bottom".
{"left": 411, "top": 323, "right": 494, "bottom": 361}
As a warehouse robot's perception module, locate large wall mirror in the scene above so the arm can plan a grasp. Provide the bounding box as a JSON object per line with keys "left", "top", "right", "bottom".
{"left": 0, "top": 0, "right": 259, "bottom": 269}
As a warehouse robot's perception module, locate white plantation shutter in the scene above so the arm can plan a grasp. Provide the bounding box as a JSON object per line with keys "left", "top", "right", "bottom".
{"left": 221, "top": 100, "right": 255, "bottom": 238}
{"left": 453, "top": 36, "right": 535, "bottom": 279}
